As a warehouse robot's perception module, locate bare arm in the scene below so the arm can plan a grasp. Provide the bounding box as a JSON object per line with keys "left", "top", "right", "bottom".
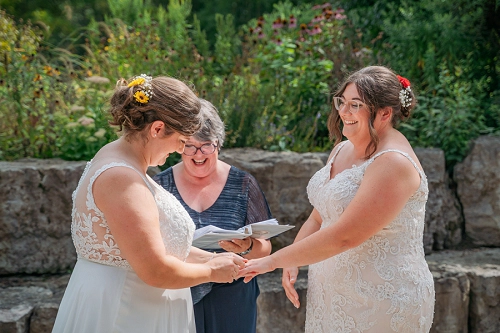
{"left": 240, "top": 152, "right": 421, "bottom": 276}
{"left": 94, "top": 167, "right": 244, "bottom": 289}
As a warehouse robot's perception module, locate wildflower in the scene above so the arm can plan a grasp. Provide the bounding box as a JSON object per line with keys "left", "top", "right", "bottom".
{"left": 44, "top": 66, "right": 53, "bottom": 76}
{"left": 134, "top": 91, "right": 149, "bottom": 104}
{"left": 85, "top": 76, "right": 111, "bottom": 84}
{"left": 272, "top": 18, "right": 283, "bottom": 29}
{"left": 312, "top": 15, "right": 324, "bottom": 22}
{"left": 309, "top": 25, "right": 322, "bottom": 35}
{"left": 94, "top": 128, "right": 106, "bottom": 138}
{"left": 70, "top": 105, "right": 86, "bottom": 112}
{"left": 78, "top": 116, "right": 95, "bottom": 126}
{"left": 33, "top": 74, "right": 42, "bottom": 82}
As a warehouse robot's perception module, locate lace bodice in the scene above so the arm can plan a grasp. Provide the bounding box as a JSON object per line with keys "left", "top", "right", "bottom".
{"left": 71, "top": 160, "right": 194, "bottom": 269}
{"left": 305, "top": 142, "right": 435, "bottom": 332}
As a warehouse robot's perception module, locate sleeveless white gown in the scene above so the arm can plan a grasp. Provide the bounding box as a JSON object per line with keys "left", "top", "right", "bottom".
{"left": 52, "top": 161, "right": 196, "bottom": 333}
{"left": 305, "top": 142, "right": 435, "bottom": 333}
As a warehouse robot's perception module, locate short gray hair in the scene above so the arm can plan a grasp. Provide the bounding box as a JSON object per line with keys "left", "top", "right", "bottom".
{"left": 193, "top": 99, "right": 225, "bottom": 149}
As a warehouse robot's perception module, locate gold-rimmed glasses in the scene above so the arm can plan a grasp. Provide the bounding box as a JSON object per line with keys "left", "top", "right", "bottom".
{"left": 333, "top": 97, "right": 366, "bottom": 114}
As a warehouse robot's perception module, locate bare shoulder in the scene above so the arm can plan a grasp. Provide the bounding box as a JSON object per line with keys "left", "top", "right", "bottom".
{"left": 93, "top": 165, "right": 145, "bottom": 191}
{"left": 366, "top": 150, "right": 421, "bottom": 190}
{"left": 93, "top": 165, "right": 156, "bottom": 214}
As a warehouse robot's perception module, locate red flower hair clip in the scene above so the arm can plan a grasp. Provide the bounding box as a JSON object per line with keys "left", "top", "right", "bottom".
{"left": 397, "top": 75, "right": 412, "bottom": 108}
{"left": 397, "top": 75, "right": 411, "bottom": 88}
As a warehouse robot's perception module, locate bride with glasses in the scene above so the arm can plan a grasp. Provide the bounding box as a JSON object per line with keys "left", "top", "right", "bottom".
{"left": 240, "top": 66, "right": 435, "bottom": 333}
{"left": 154, "top": 99, "right": 274, "bottom": 333}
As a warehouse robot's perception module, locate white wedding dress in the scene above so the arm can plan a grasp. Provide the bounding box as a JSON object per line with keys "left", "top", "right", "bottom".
{"left": 305, "top": 142, "right": 435, "bottom": 333}
{"left": 52, "top": 160, "right": 196, "bottom": 333}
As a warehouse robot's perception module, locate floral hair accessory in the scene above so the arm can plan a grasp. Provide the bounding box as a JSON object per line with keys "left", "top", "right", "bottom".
{"left": 397, "top": 75, "right": 412, "bottom": 108}
{"left": 128, "top": 74, "right": 153, "bottom": 104}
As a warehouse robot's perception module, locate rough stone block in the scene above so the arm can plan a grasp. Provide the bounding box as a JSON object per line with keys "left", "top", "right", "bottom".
{"left": 0, "top": 304, "right": 33, "bottom": 333}
{"left": 415, "top": 148, "right": 463, "bottom": 253}
{"left": 0, "top": 159, "right": 85, "bottom": 275}
{"left": 430, "top": 270, "right": 469, "bottom": 333}
{"left": 256, "top": 269, "right": 308, "bottom": 333}
{"left": 454, "top": 136, "right": 500, "bottom": 246}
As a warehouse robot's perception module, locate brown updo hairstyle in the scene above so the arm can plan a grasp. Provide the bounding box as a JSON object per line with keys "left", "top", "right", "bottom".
{"left": 109, "top": 76, "right": 202, "bottom": 142}
{"left": 327, "top": 65, "right": 416, "bottom": 159}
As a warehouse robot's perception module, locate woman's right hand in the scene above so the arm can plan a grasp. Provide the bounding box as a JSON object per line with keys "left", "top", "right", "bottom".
{"left": 282, "top": 267, "right": 300, "bottom": 308}
{"left": 207, "top": 255, "right": 245, "bottom": 283}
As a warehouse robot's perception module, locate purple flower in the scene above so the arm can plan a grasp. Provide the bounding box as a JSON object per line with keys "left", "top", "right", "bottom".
{"left": 272, "top": 19, "right": 283, "bottom": 29}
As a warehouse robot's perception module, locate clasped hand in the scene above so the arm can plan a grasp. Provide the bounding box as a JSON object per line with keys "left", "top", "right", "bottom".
{"left": 237, "top": 257, "right": 301, "bottom": 308}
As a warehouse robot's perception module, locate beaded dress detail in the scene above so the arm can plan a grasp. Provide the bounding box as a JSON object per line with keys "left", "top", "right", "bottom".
{"left": 305, "top": 142, "right": 435, "bottom": 333}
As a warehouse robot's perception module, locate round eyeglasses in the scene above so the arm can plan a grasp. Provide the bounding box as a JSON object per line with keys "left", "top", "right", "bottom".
{"left": 333, "top": 97, "right": 366, "bottom": 114}
{"left": 183, "top": 143, "right": 218, "bottom": 156}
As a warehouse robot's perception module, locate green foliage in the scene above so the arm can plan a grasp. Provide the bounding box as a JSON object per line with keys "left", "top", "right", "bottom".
{"left": 401, "top": 63, "right": 494, "bottom": 167}
{"left": 0, "top": 10, "right": 116, "bottom": 161}
{"left": 232, "top": 1, "right": 368, "bottom": 151}
{"left": 344, "top": 0, "right": 500, "bottom": 167}
{"left": 1, "top": 0, "right": 499, "bottom": 169}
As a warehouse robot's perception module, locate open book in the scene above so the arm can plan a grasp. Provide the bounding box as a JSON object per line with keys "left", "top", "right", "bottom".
{"left": 192, "top": 218, "right": 294, "bottom": 250}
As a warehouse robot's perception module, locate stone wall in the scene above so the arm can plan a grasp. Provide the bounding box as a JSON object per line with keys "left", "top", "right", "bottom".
{"left": 1, "top": 136, "right": 500, "bottom": 332}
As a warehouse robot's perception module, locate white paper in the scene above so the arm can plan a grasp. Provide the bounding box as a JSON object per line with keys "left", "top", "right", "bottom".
{"left": 192, "top": 218, "right": 294, "bottom": 249}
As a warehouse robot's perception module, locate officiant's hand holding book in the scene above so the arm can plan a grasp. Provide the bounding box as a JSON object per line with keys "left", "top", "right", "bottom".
{"left": 192, "top": 218, "right": 294, "bottom": 250}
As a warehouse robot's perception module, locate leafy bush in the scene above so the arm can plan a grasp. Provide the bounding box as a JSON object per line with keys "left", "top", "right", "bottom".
{"left": 0, "top": 10, "right": 117, "bottom": 161}
{"left": 1, "top": 0, "right": 499, "bottom": 169}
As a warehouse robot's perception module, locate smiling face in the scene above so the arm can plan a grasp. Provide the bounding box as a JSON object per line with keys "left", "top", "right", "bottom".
{"left": 339, "top": 83, "right": 372, "bottom": 141}
{"left": 152, "top": 131, "right": 188, "bottom": 166}
{"left": 181, "top": 137, "right": 219, "bottom": 178}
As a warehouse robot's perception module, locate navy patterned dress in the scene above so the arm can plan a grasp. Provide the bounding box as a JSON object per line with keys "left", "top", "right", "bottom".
{"left": 154, "top": 165, "right": 273, "bottom": 333}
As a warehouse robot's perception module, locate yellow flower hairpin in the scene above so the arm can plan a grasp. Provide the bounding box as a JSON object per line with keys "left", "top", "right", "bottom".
{"left": 128, "top": 74, "right": 153, "bottom": 104}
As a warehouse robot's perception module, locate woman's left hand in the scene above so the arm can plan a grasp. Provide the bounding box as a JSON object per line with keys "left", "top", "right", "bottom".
{"left": 238, "top": 256, "right": 275, "bottom": 283}
{"left": 219, "top": 237, "right": 252, "bottom": 254}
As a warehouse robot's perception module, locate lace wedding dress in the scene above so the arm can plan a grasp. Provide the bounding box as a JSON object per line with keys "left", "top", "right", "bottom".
{"left": 52, "top": 160, "right": 196, "bottom": 333}
{"left": 305, "top": 142, "right": 435, "bottom": 333}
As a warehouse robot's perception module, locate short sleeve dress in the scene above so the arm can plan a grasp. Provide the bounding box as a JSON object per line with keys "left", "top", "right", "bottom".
{"left": 154, "top": 165, "right": 273, "bottom": 333}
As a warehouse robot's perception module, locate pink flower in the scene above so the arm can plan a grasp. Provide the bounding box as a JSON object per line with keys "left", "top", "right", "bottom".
{"left": 272, "top": 18, "right": 283, "bottom": 29}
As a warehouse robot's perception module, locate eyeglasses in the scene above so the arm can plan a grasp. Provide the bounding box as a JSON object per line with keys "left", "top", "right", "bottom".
{"left": 333, "top": 97, "right": 366, "bottom": 114}
{"left": 183, "top": 143, "right": 218, "bottom": 156}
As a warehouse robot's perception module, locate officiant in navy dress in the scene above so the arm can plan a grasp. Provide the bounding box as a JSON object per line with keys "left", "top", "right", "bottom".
{"left": 153, "top": 98, "right": 273, "bottom": 333}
